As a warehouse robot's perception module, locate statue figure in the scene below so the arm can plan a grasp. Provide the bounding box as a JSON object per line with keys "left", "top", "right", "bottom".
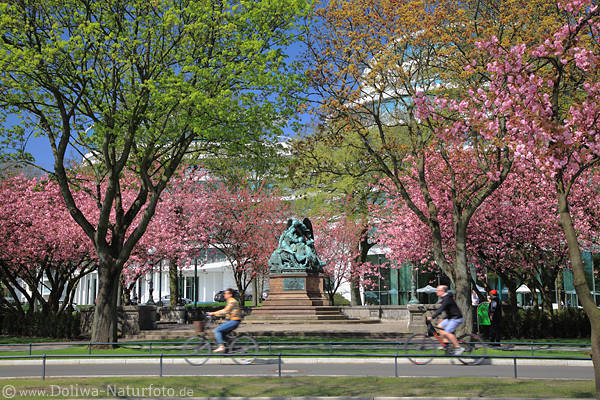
{"left": 268, "top": 217, "right": 325, "bottom": 274}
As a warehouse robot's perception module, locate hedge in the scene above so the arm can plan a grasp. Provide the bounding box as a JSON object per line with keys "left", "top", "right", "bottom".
{"left": 0, "top": 309, "right": 80, "bottom": 338}
{"left": 498, "top": 307, "right": 590, "bottom": 339}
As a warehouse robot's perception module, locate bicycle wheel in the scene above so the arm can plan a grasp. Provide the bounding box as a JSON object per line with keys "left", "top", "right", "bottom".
{"left": 183, "top": 335, "right": 211, "bottom": 366}
{"left": 229, "top": 335, "right": 258, "bottom": 365}
{"left": 404, "top": 333, "right": 439, "bottom": 365}
{"left": 456, "top": 333, "right": 486, "bottom": 365}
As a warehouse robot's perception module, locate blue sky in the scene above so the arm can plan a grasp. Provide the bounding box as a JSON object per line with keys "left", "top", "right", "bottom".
{"left": 26, "top": 135, "right": 55, "bottom": 171}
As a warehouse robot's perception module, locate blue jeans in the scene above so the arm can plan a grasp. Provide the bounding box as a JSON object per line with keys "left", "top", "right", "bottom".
{"left": 214, "top": 320, "right": 240, "bottom": 345}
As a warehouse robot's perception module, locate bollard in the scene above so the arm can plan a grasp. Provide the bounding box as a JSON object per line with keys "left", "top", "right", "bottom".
{"left": 149, "top": 342, "right": 152, "bottom": 354}
{"left": 160, "top": 353, "right": 163, "bottom": 377}
{"left": 29, "top": 343, "right": 32, "bottom": 356}
{"left": 42, "top": 353, "right": 46, "bottom": 381}
{"left": 394, "top": 355, "right": 398, "bottom": 377}
{"left": 278, "top": 353, "right": 281, "bottom": 377}
{"left": 513, "top": 357, "right": 518, "bottom": 379}
{"left": 88, "top": 342, "right": 92, "bottom": 355}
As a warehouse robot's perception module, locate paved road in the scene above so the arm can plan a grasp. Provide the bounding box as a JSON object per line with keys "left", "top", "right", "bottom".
{"left": 0, "top": 358, "right": 592, "bottom": 380}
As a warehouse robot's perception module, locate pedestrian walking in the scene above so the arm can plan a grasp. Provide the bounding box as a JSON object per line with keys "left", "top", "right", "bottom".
{"left": 488, "top": 289, "right": 502, "bottom": 345}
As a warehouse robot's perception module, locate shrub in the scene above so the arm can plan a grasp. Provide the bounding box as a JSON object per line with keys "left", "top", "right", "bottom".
{"left": 332, "top": 293, "right": 351, "bottom": 306}
{"left": 500, "top": 307, "right": 590, "bottom": 339}
{"left": 0, "top": 309, "right": 80, "bottom": 338}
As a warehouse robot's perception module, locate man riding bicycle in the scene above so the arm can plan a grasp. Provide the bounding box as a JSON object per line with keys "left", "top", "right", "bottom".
{"left": 427, "top": 285, "right": 464, "bottom": 355}
{"left": 207, "top": 288, "right": 241, "bottom": 353}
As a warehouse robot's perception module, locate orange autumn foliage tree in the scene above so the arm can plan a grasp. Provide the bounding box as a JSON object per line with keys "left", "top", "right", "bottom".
{"left": 303, "top": 0, "right": 572, "bottom": 332}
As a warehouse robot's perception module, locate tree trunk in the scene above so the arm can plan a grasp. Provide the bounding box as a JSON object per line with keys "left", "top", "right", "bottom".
{"left": 350, "top": 278, "right": 362, "bottom": 306}
{"left": 117, "top": 280, "right": 123, "bottom": 307}
{"left": 91, "top": 262, "right": 121, "bottom": 347}
{"left": 252, "top": 278, "right": 259, "bottom": 307}
{"left": 351, "top": 233, "right": 371, "bottom": 306}
{"left": 503, "top": 279, "right": 518, "bottom": 317}
{"left": 530, "top": 280, "right": 540, "bottom": 309}
{"left": 556, "top": 272, "right": 564, "bottom": 311}
{"left": 557, "top": 189, "right": 600, "bottom": 398}
{"left": 258, "top": 275, "right": 265, "bottom": 304}
{"left": 541, "top": 283, "right": 553, "bottom": 315}
{"left": 453, "top": 265, "right": 472, "bottom": 335}
{"left": 169, "top": 260, "right": 178, "bottom": 307}
{"left": 453, "top": 222, "right": 473, "bottom": 334}
{"left": 538, "top": 265, "right": 558, "bottom": 314}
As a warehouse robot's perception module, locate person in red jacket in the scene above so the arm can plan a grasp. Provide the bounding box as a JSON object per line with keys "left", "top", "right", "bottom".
{"left": 488, "top": 289, "right": 502, "bottom": 345}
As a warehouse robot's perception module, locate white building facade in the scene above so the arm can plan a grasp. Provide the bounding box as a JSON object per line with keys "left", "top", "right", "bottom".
{"left": 74, "top": 253, "right": 240, "bottom": 306}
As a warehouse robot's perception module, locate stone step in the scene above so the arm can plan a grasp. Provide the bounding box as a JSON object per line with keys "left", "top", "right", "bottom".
{"left": 261, "top": 301, "right": 330, "bottom": 307}
{"left": 250, "top": 309, "right": 344, "bottom": 315}
{"left": 246, "top": 314, "right": 348, "bottom": 321}
{"left": 243, "top": 318, "right": 380, "bottom": 324}
{"left": 252, "top": 303, "right": 341, "bottom": 312}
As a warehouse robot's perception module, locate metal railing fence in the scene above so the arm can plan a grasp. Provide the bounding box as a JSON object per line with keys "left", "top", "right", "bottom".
{"left": 0, "top": 351, "right": 591, "bottom": 381}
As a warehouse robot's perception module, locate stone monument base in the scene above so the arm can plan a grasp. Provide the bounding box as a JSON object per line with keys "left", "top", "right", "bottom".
{"left": 246, "top": 273, "right": 347, "bottom": 321}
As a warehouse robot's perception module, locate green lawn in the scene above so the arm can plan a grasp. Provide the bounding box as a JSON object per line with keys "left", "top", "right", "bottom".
{"left": 0, "top": 340, "right": 589, "bottom": 359}
{"left": 501, "top": 338, "right": 590, "bottom": 344}
{"left": 0, "top": 335, "right": 590, "bottom": 359}
{"left": 0, "top": 337, "right": 70, "bottom": 345}
{"left": 0, "top": 376, "right": 593, "bottom": 399}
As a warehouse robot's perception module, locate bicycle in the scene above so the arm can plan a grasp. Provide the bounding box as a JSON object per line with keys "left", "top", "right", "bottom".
{"left": 183, "top": 316, "right": 259, "bottom": 366}
{"left": 404, "top": 318, "right": 486, "bottom": 365}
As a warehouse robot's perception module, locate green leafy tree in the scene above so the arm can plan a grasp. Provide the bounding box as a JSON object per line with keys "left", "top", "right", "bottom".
{"left": 202, "top": 139, "right": 289, "bottom": 189}
{"left": 289, "top": 126, "right": 384, "bottom": 305}
{"left": 0, "top": 0, "right": 310, "bottom": 345}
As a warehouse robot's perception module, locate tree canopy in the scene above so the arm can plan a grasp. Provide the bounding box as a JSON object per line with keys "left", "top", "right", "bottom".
{"left": 0, "top": 0, "right": 311, "bottom": 344}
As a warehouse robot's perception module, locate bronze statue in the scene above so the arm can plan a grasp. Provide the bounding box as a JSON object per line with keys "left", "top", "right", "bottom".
{"left": 268, "top": 218, "right": 325, "bottom": 274}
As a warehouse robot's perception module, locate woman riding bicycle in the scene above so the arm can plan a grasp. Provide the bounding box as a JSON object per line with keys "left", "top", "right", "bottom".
{"left": 427, "top": 285, "right": 464, "bottom": 355}
{"left": 207, "top": 288, "right": 241, "bottom": 353}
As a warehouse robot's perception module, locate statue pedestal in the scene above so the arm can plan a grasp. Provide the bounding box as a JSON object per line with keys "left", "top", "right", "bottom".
{"left": 246, "top": 273, "right": 347, "bottom": 321}
{"left": 265, "top": 273, "right": 330, "bottom": 306}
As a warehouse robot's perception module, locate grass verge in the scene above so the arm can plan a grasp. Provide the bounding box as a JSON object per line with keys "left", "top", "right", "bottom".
{"left": 0, "top": 376, "right": 593, "bottom": 399}
{"left": 0, "top": 343, "right": 590, "bottom": 359}
{"left": 0, "top": 337, "right": 68, "bottom": 345}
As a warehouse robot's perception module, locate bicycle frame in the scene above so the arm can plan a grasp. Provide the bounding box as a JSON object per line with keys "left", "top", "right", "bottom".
{"left": 426, "top": 319, "right": 455, "bottom": 355}
{"left": 183, "top": 316, "right": 258, "bottom": 366}
{"left": 403, "top": 317, "right": 487, "bottom": 365}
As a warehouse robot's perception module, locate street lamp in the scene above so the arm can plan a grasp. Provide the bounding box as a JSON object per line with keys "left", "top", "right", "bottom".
{"left": 194, "top": 257, "right": 198, "bottom": 308}
{"left": 147, "top": 264, "right": 155, "bottom": 305}
{"left": 408, "top": 264, "right": 419, "bottom": 304}
{"left": 377, "top": 254, "right": 383, "bottom": 318}
{"left": 157, "top": 260, "right": 163, "bottom": 306}
{"left": 147, "top": 248, "right": 156, "bottom": 305}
